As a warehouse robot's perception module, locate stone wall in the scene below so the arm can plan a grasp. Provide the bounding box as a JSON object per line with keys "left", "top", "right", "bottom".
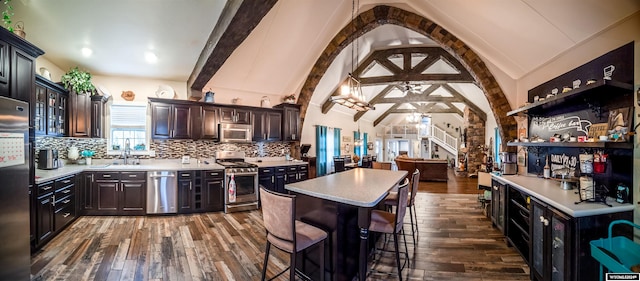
{"left": 463, "top": 107, "right": 486, "bottom": 175}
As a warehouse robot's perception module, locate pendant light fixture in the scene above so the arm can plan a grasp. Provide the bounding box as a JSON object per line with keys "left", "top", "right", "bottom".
{"left": 331, "top": 0, "right": 374, "bottom": 112}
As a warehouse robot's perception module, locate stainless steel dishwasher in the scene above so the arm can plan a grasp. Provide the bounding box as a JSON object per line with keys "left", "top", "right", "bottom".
{"left": 147, "top": 171, "right": 177, "bottom": 214}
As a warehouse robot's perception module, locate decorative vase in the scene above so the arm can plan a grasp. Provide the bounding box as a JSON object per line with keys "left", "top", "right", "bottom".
{"left": 85, "top": 157, "right": 92, "bottom": 165}
{"left": 68, "top": 147, "right": 79, "bottom": 161}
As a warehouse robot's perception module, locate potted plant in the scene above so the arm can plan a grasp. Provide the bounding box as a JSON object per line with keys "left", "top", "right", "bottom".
{"left": 61, "top": 67, "right": 96, "bottom": 94}
{"left": 81, "top": 149, "right": 95, "bottom": 165}
{"left": 2, "top": 0, "right": 13, "bottom": 32}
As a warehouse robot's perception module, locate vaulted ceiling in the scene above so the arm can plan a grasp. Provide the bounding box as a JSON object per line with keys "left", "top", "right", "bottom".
{"left": 13, "top": 0, "right": 640, "bottom": 126}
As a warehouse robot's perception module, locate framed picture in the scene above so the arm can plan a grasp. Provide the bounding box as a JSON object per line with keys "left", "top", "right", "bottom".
{"left": 342, "top": 136, "right": 352, "bottom": 143}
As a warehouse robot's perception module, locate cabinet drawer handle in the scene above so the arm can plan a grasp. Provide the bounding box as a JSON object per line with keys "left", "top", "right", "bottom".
{"left": 62, "top": 199, "right": 70, "bottom": 204}
{"left": 181, "top": 173, "right": 190, "bottom": 177}
{"left": 62, "top": 189, "right": 71, "bottom": 194}
{"left": 103, "top": 175, "right": 111, "bottom": 178}
{"left": 42, "top": 186, "right": 52, "bottom": 191}
{"left": 129, "top": 174, "right": 137, "bottom": 178}
{"left": 62, "top": 179, "right": 71, "bottom": 184}
{"left": 209, "top": 173, "right": 219, "bottom": 176}
{"left": 63, "top": 213, "right": 71, "bottom": 218}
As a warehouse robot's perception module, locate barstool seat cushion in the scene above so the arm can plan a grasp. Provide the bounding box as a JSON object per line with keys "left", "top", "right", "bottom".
{"left": 369, "top": 210, "right": 396, "bottom": 233}
{"left": 268, "top": 220, "right": 327, "bottom": 252}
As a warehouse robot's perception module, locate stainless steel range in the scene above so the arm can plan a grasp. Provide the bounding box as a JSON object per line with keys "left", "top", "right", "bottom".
{"left": 215, "top": 151, "right": 259, "bottom": 213}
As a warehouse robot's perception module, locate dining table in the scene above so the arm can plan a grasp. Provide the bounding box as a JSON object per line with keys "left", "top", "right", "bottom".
{"left": 285, "top": 168, "right": 408, "bottom": 281}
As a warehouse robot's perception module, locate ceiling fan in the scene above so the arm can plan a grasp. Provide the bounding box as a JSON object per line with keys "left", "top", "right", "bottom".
{"left": 401, "top": 81, "right": 423, "bottom": 94}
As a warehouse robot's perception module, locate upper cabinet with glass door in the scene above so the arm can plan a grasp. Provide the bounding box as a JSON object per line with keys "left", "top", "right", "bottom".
{"left": 34, "top": 75, "right": 69, "bottom": 136}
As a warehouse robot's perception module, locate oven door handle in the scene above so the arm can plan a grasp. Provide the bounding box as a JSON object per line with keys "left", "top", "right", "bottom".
{"left": 228, "top": 172, "right": 258, "bottom": 176}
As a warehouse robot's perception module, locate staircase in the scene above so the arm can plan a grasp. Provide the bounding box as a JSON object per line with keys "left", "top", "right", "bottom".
{"left": 429, "top": 125, "right": 458, "bottom": 156}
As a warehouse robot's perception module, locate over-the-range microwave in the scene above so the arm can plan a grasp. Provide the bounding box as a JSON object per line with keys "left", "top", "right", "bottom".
{"left": 219, "top": 123, "right": 252, "bottom": 143}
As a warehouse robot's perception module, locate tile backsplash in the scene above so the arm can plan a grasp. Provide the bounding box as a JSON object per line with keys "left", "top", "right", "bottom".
{"left": 35, "top": 137, "right": 292, "bottom": 161}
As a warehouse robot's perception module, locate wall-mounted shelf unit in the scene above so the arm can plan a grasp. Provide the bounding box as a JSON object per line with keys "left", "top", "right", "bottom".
{"left": 507, "top": 141, "right": 633, "bottom": 150}
{"left": 507, "top": 80, "right": 633, "bottom": 117}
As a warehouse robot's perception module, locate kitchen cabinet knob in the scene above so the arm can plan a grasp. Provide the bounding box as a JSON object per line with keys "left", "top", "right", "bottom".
{"left": 539, "top": 216, "right": 545, "bottom": 222}
{"left": 543, "top": 219, "right": 549, "bottom": 226}
{"left": 271, "top": 176, "right": 274, "bottom": 183}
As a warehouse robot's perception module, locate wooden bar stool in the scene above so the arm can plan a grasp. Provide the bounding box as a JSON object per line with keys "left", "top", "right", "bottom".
{"left": 369, "top": 178, "right": 410, "bottom": 280}
{"left": 384, "top": 169, "right": 420, "bottom": 245}
{"left": 260, "top": 186, "right": 328, "bottom": 281}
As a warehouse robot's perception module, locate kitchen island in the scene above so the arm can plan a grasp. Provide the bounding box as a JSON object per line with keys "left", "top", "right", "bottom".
{"left": 285, "top": 168, "right": 408, "bottom": 281}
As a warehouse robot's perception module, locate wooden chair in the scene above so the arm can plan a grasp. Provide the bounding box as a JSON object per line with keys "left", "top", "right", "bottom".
{"left": 361, "top": 156, "right": 372, "bottom": 168}
{"left": 333, "top": 157, "right": 345, "bottom": 173}
{"left": 260, "top": 186, "right": 328, "bottom": 281}
{"left": 372, "top": 162, "right": 392, "bottom": 170}
{"left": 384, "top": 169, "right": 420, "bottom": 245}
{"left": 369, "top": 178, "right": 410, "bottom": 281}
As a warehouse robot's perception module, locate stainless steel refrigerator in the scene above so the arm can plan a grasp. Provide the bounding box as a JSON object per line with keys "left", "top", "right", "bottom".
{"left": 0, "top": 96, "right": 31, "bottom": 280}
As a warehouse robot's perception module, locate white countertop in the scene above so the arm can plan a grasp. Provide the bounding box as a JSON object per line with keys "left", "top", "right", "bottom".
{"left": 285, "top": 168, "right": 407, "bottom": 207}
{"left": 35, "top": 159, "right": 226, "bottom": 184}
{"left": 35, "top": 158, "right": 310, "bottom": 184}
{"left": 493, "top": 174, "right": 634, "bottom": 217}
{"left": 246, "top": 159, "right": 308, "bottom": 167}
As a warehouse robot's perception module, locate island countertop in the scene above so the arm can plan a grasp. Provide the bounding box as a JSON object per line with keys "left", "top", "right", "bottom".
{"left": 285, "top": 168, "right": 407, "bottom": 207}
{"left": 493, "top": 174, "right": 634, "bottom": 217}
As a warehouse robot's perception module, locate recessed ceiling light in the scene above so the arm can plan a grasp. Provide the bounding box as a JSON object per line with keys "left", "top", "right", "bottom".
{"left": 81, "top": 47, "right": 92, "bottom": 57}
{"left": 145, "top": 52, "right": 158, "bottom": 64}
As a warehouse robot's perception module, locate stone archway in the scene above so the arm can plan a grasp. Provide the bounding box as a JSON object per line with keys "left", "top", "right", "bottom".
{"left": 296, "top": 5, "right": 517, "bottom": 150}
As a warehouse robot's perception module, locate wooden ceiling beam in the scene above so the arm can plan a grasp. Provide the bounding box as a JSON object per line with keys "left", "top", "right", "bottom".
{"left": 359, "top": 73, "right": 473, "bottom": 85}
{"left": 353, "top": 85, "right": 395, "bottom": 121}
{"left": 187, "top": 0, "right": 277, "bottom": 93}
{"left": 390, "top": 108, "right": 463, "bottom": 116}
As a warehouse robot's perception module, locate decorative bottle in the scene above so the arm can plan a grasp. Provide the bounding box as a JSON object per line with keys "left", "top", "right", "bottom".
{"left": 543, "top": 155, "right": 551, "bottom": 178}
{"left": 228, "top": 174, "right": 236, "bottom": 203}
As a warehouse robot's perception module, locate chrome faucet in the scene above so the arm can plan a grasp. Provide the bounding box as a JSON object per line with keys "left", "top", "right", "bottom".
{"left": 123, "top": 138, "right": 131, "bottom": 164}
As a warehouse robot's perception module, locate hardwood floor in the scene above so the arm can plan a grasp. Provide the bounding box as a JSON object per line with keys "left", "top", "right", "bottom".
{"left": 31, "top": 169, "right": 529, "bottom": 280}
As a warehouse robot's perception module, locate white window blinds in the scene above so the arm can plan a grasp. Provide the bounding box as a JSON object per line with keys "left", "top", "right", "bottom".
{"left": 110, "top": 105, "right": 147, "bottom": 128}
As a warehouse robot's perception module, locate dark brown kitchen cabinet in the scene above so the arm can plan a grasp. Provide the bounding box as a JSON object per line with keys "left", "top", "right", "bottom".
{"left": 34, "top": 174, "right": 77, "bottom": 250}
{"left": 203, "top": 170, "right": 224, "bottom": 212}
{"left": 68, "top": 91, "right": 91, "bottom": 137}
{"left": 91, "top": 95, "right": 107, "bottom": 138}
{"left": 530, "top": 197, "right": 572, "bottom": 281}
{"left": 274, "top": 103, "right": 300, "bottom": 141}
{"left": 220, "top": 107, "right": 251, "bottom": 124}
{"left": 34, "top": 75, "right": 68, "bottom": 136}
{"left": 67, "top": 91, "right": 107, "bottom": 138}
{"left": 252, "top": 110, "right": 282, "bottom": 141}
{"left": 0, "top": 29, "right": 43, "bottom": 103}
{"left": 35, "top": 181, "right": 54, "bottom": 246}
{"left": 120, "top": 180, "right": 145, "bottom": 214}
{"left": 177, "top": 171, "right": 194, "bottom": 213}
{"left": 92, "top": 171, "right": 146, "bottom": 215}
{"left": 200, "top": 106, "right": 220, "bottom": 140}
{"left": 150, "top": 100, "right": 197, "bottom": 139}
{"left": 177, "top": 170, "right": 224, "bottom": 213}
{"left": 79, "top": 172, "right": 95, "bottom": 213}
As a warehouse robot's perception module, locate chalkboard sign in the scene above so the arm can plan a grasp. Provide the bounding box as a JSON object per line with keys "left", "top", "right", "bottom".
{"left": 529, "top": 110, "right": 606, "bottom": 140}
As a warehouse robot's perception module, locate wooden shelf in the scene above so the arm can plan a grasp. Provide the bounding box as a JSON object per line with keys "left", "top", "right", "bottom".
{"left": 507, "top": 80, "right": 633, "bottom": 117}
{"left": 507, "top": 141, "right": 633, "bottom": 149}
